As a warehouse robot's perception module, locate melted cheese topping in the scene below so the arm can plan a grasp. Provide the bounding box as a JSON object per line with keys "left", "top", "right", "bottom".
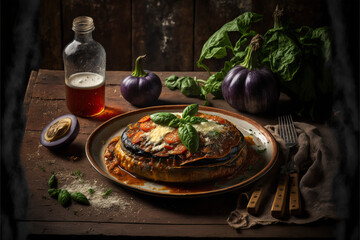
{"left": 193, "top": 121, "right": 225, "bottom": 135}
{"left": 143, "top": 125, "right": 174, "bottom": 144}
{"left": 142, "top": 114, "right": 225, "bottom": 150}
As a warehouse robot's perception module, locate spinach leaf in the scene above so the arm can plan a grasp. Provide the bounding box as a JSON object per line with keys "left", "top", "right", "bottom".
{"left": 182, "top": 103, "right": 199, "bottom": 118}
{"left": 267, "top": 25, "right": 333, "bottom": 121}
{"left": 262, "top": 28, "right": 302, "bottom": 82}
{"left": 178, "top": 123, "right": 199, "bottom": 153}
{"left": 180, "top": 77, "right": 202, "bottom": 97}
{"left": 165, "top": 75, "right": 204, "bottom": 98}
{"left": 197, "top": 12, "right": 262, "bottom": 74}
{"left": 150, "top": 112, "right": 177, "bottom": 126}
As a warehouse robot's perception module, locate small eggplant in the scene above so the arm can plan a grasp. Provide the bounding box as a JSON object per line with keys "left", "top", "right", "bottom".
{"left": 120, "top": 55, "right": 162, "bottom": 106}
{"left": 222, "top": 34, "right": 279, "bottom": 114}
{"left": 40, "top": 114, "right": 79, "bottom": 149}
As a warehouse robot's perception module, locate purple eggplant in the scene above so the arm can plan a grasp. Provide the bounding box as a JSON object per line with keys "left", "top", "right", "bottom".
{"left": 40, "top": 114, "right": 79, "bottom": 149}
{"left": 222, "top": 35, "right": 279, "bottom": 114}
{"left": 120, "top": 55, "right": 162, "bottom": 106}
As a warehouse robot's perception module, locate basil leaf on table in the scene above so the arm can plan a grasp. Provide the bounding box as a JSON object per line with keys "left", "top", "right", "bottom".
{"left": 48, "top": 188, "right": 60, "bottom": 199}
{"left": 182, "top": 104, "right": 199, "bottom": 118}
{"left": 71, "top": 192, "right": 90, "bottom": 205}
{"left": 58, "top": 189, "right": 71, "bottom": 207}
{"left": 178, "top": 123, "right": 199, "bottom": 154}
{"left": 150, "top": 112, "right": 177, "bottom": 126}
{"left": 48, "top": 174, "right": 57, "bottom": 188}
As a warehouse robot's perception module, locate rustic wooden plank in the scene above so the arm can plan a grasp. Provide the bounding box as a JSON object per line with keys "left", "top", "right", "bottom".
{"left": 132, "top": 0, "right": 194, "bottom": 71}
{"left": 38, "top": 0, "right": 63, "bottom": 70}
{"left": 21, "top": 131, "right": 237, "bottom": 225}
{"left": 20, "top": 69, "right": 337, "bottom": 239}
{"left": 194, "top": 0, "right": 253, "bottom": 72}
{"left": 251, "top": 0, "right": 330, "bottom": 34}
{"left": 62, "top": 0, "right": 132, "bottom": 70}
{"left": 22, "top": 220, "right": 336, "bottom": 238}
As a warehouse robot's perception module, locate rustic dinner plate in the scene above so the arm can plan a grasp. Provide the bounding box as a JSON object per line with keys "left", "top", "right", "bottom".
{"left": 85, "top": 105, "right": 278, "bottom": 197}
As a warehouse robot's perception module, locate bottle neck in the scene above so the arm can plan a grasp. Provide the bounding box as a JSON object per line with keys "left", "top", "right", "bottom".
{"left": 72, "top": 16, "right": 95, "bottom": 42}
{"left": 74, "top": 31, "right": 93, "bottom": 42}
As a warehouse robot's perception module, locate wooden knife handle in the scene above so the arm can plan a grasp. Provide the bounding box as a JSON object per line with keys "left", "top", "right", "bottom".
{"left": 289, "top": 172, "right": 301, "bottom": 216}
{"left": 271, "top": 174, "right": 289, "bottom": 218}
{"left": 247, "top": 184, "right": 265, "bottom": 215}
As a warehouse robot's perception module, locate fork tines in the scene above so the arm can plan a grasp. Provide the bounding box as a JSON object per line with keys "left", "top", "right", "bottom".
{"left": 278, "top": 115, "right": 297, "bottom": 144}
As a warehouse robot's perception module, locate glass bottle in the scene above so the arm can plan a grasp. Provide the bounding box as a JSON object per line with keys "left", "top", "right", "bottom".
{"left": 63, "top": 16, "right": 106, "bottom": 117}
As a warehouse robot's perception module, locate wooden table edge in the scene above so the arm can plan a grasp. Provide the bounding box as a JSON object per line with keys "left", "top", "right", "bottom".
{"left": 23, "top": 70, "right": 38, "bottom": 116}
{"left": 19, "top": 220, "right": 336, "bottom": 239}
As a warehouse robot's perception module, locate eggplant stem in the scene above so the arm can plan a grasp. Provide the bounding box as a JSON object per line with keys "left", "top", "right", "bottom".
{"left": 240, "top": 34, "right": 264, "bottom": 70}
{"left": 132, "top": 55, "right": 148, "bottom": 77}
{"left": 273, "top": 4, "right": 284, "bottom": 28}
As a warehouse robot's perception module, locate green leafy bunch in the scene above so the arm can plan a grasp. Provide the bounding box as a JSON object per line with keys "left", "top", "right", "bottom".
{"left": 165, "top": 8, "right": 333, "bottom": 121}
{"left": 150, "top": 104, "right": 207, "bottom": 153}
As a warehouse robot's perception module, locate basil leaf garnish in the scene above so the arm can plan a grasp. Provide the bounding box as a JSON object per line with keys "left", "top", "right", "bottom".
{"left": 168, "top": 118, "right": 180, "bottom": 128}
{"left": 149, "top": 104, "right": 209, "bottom": 153}
{"left": 182, "top": 104, "right": 199, "bottom": 118}
{"left": 188, "top": 116, "right": 208, "bottom": 124}
{"left": 150, "top": 112, "right": 177, "bottom": 126}
{"left": 178, "top": 123, "right": 199, "bottom": 153}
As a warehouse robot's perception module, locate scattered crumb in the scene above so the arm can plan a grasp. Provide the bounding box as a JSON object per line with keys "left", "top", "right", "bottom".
{"left": 61, "top": 179, "right": 129, "bottom": 210}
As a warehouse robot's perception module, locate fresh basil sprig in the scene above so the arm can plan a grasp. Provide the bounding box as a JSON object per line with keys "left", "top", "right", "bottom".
{"left": 150, "top": 104, "right": 207, "bottom": 153}
{"left": 149, "top": 112, "right": 177, "bottom": 125}
{"left": 178, "top": 123, "right": 199, "bottom": 154}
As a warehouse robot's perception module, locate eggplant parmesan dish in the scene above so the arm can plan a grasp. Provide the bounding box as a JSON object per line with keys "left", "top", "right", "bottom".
{"left": 104, "top": 104, "right": 248, "bottom": 183}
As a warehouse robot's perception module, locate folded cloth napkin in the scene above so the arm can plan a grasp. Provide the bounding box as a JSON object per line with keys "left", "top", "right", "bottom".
{"left": 227, "top": 122, "right": 339, "bottom": 229}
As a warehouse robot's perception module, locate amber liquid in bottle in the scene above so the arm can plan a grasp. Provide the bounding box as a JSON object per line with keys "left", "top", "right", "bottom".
{"left": 65, "top": 72, "right": 105, "bottom": 117}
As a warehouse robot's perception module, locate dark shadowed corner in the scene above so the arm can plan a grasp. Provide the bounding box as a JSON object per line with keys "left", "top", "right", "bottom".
{"left": 327, "top": 1, "right": 359, "bottom": 240}
{"left": 1, "top": 0, "right": 41, "bottom": 239}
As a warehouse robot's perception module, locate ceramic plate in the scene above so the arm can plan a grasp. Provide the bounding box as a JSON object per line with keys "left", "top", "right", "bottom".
{"left": 85, "top": 105, "right": 278, "bottom": 197}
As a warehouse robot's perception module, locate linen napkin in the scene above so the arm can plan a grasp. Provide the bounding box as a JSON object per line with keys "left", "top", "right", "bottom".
{"left": 227, "top": 122, "right": 339, "bottom": 229}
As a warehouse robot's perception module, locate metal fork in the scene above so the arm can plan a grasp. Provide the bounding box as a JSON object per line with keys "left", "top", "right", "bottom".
{"left": 271, "top": 115, "right": 301, "bottom": 218}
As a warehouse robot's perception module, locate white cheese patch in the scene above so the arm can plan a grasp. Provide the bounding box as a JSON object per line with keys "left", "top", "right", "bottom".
{"left": 193, "top": 120, "right": 225, "bottom": 135}
{"left": 143, "top": 125, "right": 175, "bottom": 145}
{"left": 151, "top": 142, "right": 166, "bottom": 152}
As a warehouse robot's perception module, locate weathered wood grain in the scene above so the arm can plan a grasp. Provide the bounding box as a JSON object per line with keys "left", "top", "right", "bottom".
{"left": 194, "top": 0, "right": 253, "bottom": 72}
{"left": 23, "top": 221, "right": 335, "bottom": 238}
{"left": 38, "top": 0, "right": 62, "bottom": 69}
{"left": 37, "top": 0, "right": 331, "bottom": 72}
{"left": 132, "top": 0, "right": 194, "bottom": 71}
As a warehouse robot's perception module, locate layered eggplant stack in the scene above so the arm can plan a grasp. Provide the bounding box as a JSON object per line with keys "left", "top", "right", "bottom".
{"left": 104, "top": 112, "right": 247, "bottom": 183}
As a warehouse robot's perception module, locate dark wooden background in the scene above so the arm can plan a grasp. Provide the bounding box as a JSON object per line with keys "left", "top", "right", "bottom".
{"left": 38, "top": 0, "right": 330, "bottom": 72}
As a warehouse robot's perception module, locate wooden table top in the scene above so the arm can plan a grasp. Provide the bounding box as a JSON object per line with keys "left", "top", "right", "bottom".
{"left": 20, "top": 69, "right": 336, "bottom": 239}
